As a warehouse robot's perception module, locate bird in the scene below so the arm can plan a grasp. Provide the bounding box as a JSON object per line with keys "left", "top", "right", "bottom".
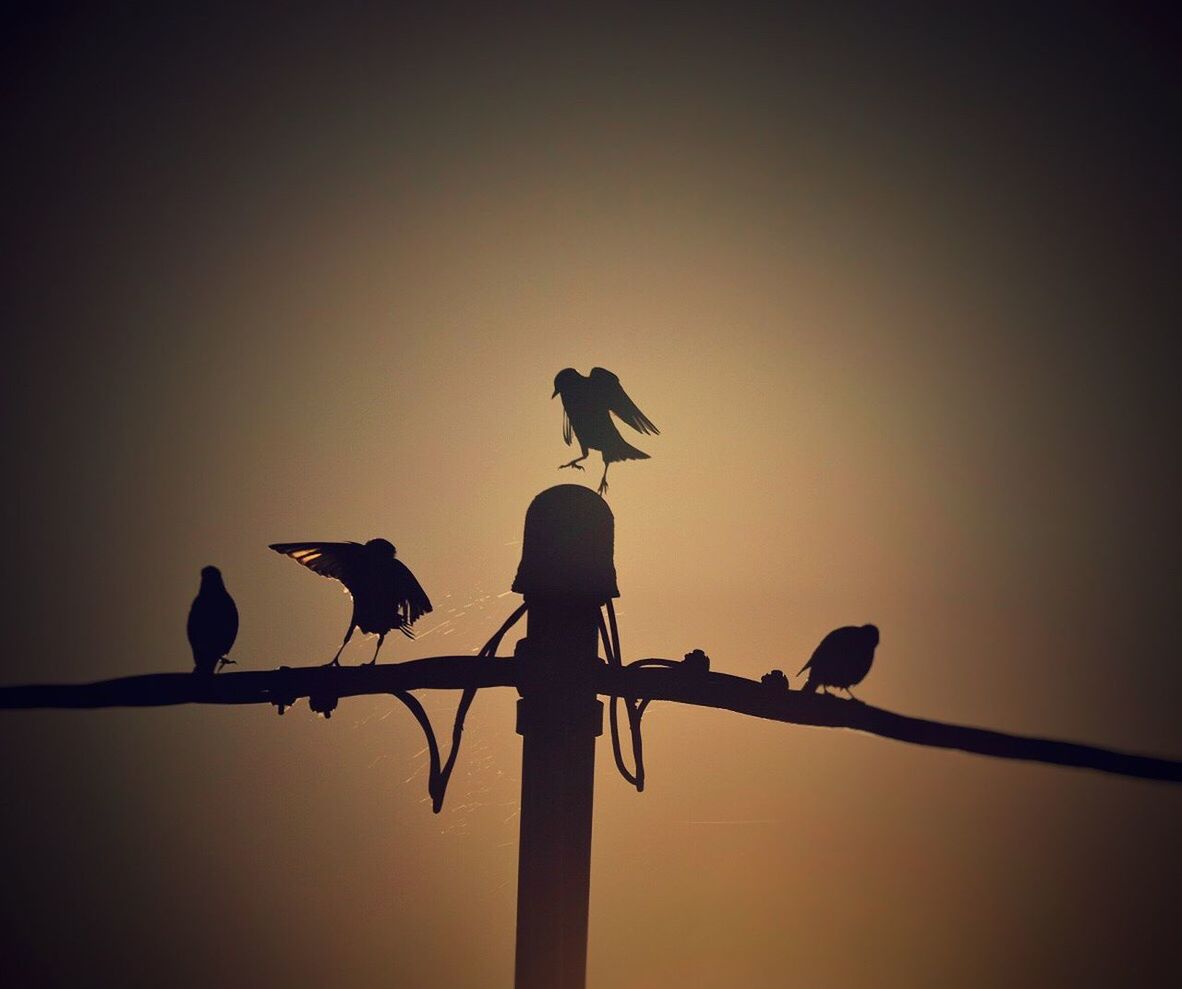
{"left": 269, "top": 539, "right": 432, "bottom": 666}
{"left": 797, "top": 625, "right": 879, "bottom": 698}
{"left": 187, "top": 566, "right": 239, "bottom": 675}
{"left": 552, "top": 366, "right": 659, "bottom": 495}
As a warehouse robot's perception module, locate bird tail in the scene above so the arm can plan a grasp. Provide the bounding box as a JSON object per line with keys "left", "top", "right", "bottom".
{"left": 797, "top": 658, "right": 818, "bottom": 693}
{"left": 604, "top": 438, "right": 650, "bottom": 463}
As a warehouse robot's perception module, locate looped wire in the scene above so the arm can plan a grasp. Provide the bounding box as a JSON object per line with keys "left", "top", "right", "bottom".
{"left": 603, "top": 599, "right": 648, "bottom": 791}
{"left": 424, "top": 603, "right": 529, "bottom": 812}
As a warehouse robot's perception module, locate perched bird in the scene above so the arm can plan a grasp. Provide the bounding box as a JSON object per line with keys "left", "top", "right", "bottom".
{"left": 552, "top": 367, "right": 659, "bottom": 495}
{"left": 187, "top": 566, "right": 239, "bottom": 675}
{"left": 269, "top": 539, "right": 432, "bottom": 666}
{"left": 798, "top": 625, "right": 879, "bottom": 698}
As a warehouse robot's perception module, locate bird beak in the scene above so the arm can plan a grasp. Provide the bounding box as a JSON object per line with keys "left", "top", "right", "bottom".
{"left": 551, "top": 389, "right": 558, "bottom": 398}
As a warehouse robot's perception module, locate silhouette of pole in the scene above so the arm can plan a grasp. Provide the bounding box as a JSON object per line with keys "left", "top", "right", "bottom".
{"left": 510, "top": 485, "right": 617, "bottom": 989}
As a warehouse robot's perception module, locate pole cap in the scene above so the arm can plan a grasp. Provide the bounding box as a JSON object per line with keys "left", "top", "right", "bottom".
{"left": 512, "top": 485, "right": 619, "bottom": 601}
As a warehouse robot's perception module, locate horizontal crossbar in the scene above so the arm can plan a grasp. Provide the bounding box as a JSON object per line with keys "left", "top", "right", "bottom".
{"left": 1, "top": 657, "right": 1178, "bottom": 783}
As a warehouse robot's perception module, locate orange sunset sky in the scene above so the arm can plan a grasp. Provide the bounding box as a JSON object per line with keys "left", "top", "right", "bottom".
{"left": 2, "top": 5, "right": 1180, "bottom": 987}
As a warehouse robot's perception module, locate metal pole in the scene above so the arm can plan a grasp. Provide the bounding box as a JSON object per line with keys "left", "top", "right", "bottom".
{"left": 511, "top": 486, "right": 618, "bottom": 989}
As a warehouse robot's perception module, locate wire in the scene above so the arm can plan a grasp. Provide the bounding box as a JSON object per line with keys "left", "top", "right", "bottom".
{"left": 390, "top": 690, "right": 444, "bottom": 810}
{"left": 428, "top": 603, "right": 529, "bottom": 812}
{"left": 600, "top": 610, "right": 638, "bottom": 788}
{"left": 603, "top": 599, "right": 647, "bottom": 792}
{"left": 425, "top": 598, "right": 652, "bottom": 808}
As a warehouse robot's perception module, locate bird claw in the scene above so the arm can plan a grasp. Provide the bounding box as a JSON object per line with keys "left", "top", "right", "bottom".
{"left": 597, "top": 481, "right": 609, "bottom": 496}
{"left": 558, "top": 462, "right": 585, "bottom": 471}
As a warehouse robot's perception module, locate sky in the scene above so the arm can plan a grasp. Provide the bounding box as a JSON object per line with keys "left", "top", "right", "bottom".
{"left": 1, "top": 4, "right": 1180, "bottom": 987}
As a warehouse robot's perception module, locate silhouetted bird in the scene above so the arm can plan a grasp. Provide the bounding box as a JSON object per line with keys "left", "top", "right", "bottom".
{"left": 553, "top": 367, "right": 659, "bottom": 495}
{"left": 269, "top": 539, "right": 432, "bottom": 666}
{"left": 798, "top": 625, "right": 879, "bottom": 698}
{"left": 187, "top": 566, "right": 238, "bottom": 675}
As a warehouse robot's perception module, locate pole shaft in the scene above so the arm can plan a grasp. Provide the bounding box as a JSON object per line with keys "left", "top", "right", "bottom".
{"left": 513, "top": 599, "right": 603, "bottom": 989}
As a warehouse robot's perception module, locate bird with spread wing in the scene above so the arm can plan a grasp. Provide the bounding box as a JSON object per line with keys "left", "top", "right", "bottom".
{"left": 269, "top": 539, "right": 432, "bottom": 666}
{"left": 552, "top": 367, "right": 659, "bottom": 495}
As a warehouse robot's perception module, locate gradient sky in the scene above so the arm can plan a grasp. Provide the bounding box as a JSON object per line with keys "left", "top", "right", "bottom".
{"left": 2, "top": 5, "right": 1180, "bottom": 987}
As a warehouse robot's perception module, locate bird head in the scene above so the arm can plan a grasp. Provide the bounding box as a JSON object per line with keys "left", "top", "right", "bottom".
{"left": 365, "top": 538, "right": 397, "bottom": 557}
{"left": 200, "top": 565, "right": 222, "bottom": 582}
{"left": 861, "top": 624, "right": 880, "bottom": 646}
{"left": 552, "top": 367, "right": 579, "bottom": 398}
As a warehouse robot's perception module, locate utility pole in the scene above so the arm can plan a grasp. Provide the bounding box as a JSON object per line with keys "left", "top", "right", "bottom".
{"left": 511, "top": 485, "right": 616, "bottom": 989}
{"left": 0, "top": 485, "right": 1179, "bottom": 984}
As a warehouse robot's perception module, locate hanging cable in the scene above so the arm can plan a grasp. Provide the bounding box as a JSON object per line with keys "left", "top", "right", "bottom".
{"left": 429, "top": 603, "right": 529, "bottom": 812}
{"left": 423, "top": 598, "right": 661, "bottom": 806}
{"left": 600, "top": 609, "right": 638, "bottom": 788}
{"left": 603, "top": 599, "right": 647, "bottom": 792}
{"left": 390, "top": 690, "right": 445, "bottom": 810}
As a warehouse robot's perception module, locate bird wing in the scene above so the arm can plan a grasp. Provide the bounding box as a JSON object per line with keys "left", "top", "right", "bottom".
{"left": 269, "top": 542, "right": 367, "bottom": 593}
{"left": 563, "top": 408, "right": 573, "bottom": 446}
{"left": 797, "top": 627, "right": 845, "bottom": 675}
{"left": 589, "top": 367, "right": 659, "bottom": 435}
{"left": 390, "top": 558, "right": 433, "bottom": 623}
{"left": 187, "top": 590, "right": 239, "bottom": 660}
{"left": 227, "top": 595, "right": 239, "bottom": 646}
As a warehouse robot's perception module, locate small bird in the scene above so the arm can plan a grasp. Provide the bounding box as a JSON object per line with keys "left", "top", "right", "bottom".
{"left": 798, "top": 625, "right": 879, "bottom": 698}
{"left": 269, "top": 539, "right": 432, "bottom": 666}
{"left": 552, "top": 367, "right": 659, "bottom": 495}
{"left": 187, "top": 566, "right": 239, "bottom": 675}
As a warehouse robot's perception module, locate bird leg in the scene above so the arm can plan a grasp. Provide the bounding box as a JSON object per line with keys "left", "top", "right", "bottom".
{"left": 559, "top": 454, "right": 588, "bottom": 471}
{"left": 597, "top": 462, "right": 610, "bottom": 496}
{"left": 364, "top": 633, "right": 387, "bottom": 666}
{"left": 215, "top": 657, "right": 237, "bottom": 673}
{"left": 327, "top": 624, "right": 355, "bottom": 667}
